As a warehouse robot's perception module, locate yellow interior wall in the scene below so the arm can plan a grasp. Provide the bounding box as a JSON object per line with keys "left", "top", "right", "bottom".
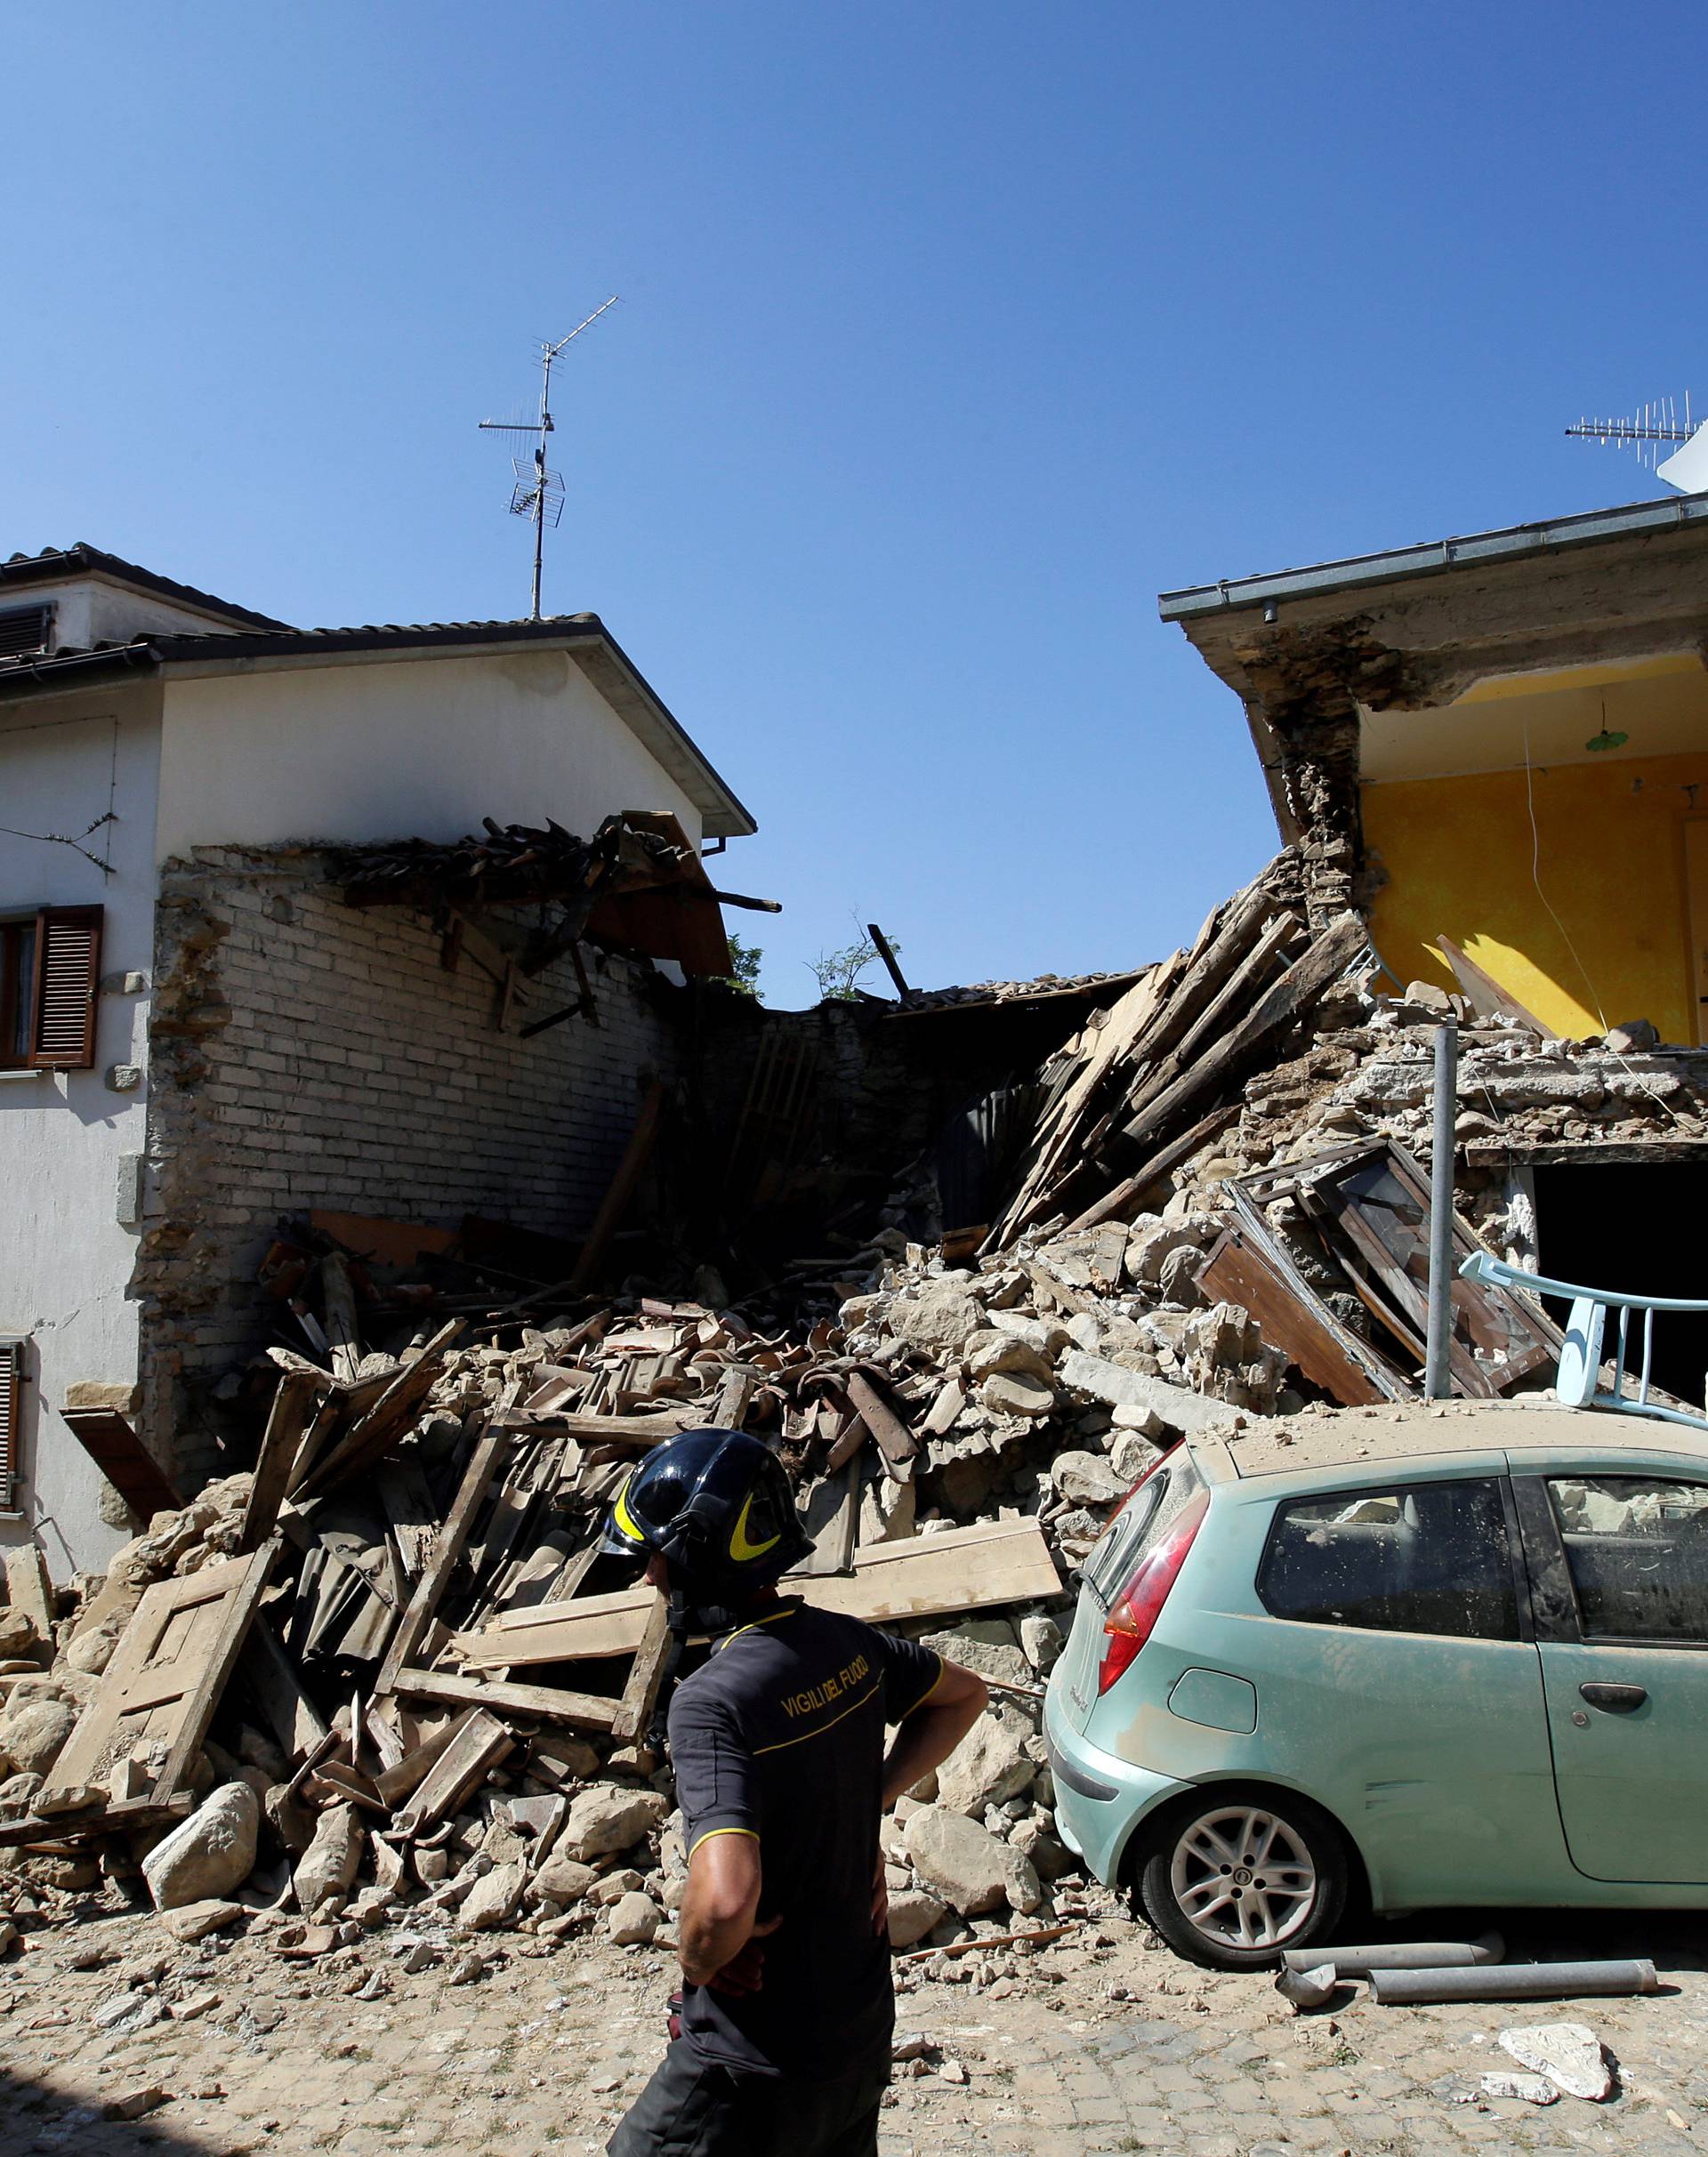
{"left": 1362, "top": 749, "right": 1708, "bottom": 1042}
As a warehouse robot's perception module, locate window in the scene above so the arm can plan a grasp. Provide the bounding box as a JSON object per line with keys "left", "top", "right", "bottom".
{"left": 0, "top": 907, "right": 102, "bottom": 1070}
{"left": 1084, "top": 1445, "right": 1202, "bottom": 1607}
{"left": 1547, "top": 1476, "right": 1708, "bottom": 1644}
{"left": 0, "top": 1340, "right": 21, "bottom": 1513}
{"left": 1258, "top": 1477, "right": 1519, "bottom": 1640}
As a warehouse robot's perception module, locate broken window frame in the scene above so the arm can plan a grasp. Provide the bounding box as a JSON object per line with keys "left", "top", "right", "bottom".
{"left": 1216, "top": 1139, "right": 1564, "bottom": 1404}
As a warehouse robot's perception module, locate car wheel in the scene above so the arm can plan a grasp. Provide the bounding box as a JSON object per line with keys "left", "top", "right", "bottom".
{"left": 1137, "top": 1789, "right": 1348, "bottom": 1971}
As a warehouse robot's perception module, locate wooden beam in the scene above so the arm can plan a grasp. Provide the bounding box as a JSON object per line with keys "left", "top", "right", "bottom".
{"left": 320, "top": 1252, "right": 362, "bottom": 1385}
{"left": 240, "top": 1368, "right": 323, "bottom": 1553}
{"left": 866, "top": 924, "right": 910, "bottom": 998}
{"left": 294, "top": 1320, "right": 463, "bottom": 1501}
{"left": 609, "top": 1594, "right": 673, "bottom": 1748}
{"left": 375, "top": 1420, "right": 509, "bottom": 1697}
{"left": 456, "top": 1517, "right": 1060, "bottom": 1669}
{"left": 1064, "top": 1104, "right": 1241, "bottom": 1234}
{"left": 1109, "top": 912, "right": 1366, "bottom": 1169}
{"left": 390, "top": 1665, "right": 622, "bottom": 1735}
{"left": 497, "top": 1406, "right": 697, "bottom": 1445}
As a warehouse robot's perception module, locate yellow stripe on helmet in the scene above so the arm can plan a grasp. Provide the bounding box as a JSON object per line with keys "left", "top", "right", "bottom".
{"left": 729, "top": 1489, "right": 781, "bottom": 1565}
{"left": 612, "top": 1474, "right": 645, "bottom": 1546}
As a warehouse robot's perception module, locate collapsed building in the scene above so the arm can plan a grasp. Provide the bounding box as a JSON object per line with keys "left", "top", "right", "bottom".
{"left": 4, "top": 494, "right": 1708, "bottom": 1986}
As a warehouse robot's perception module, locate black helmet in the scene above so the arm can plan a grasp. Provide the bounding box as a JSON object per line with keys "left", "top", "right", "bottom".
{"left": 601, "top": 1429, "right": 810, "bottom": 1603}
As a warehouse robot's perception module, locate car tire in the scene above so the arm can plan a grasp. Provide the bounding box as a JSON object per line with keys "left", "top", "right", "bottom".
{"left": 1136, "top": 1787, "right": 1349, "bottom": 1972}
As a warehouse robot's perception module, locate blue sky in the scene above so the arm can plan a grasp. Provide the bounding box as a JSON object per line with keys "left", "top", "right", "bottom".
{"left": 4, "top": 3, "right": 1702, "bottom": 1004}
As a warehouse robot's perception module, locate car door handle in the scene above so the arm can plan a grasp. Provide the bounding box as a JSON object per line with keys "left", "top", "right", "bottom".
{"left": 1579, "top": 1682, "right": 1648, "bottom": 1714}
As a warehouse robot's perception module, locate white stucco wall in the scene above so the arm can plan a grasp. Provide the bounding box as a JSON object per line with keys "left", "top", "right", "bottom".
{"left": 23, "top": 575, "right": 269, "bottom": 654}
{"left": 155, "top": 648, "right": 705, "bottom": 861}
{"left": 0, "top": 683, "right": 162, "bottom": 1579}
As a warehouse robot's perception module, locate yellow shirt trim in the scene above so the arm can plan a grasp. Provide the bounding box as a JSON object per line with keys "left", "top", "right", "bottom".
{"left": 687, "top": 1825, "right": 761, "bottom": 1859}
{"left": 751, "top": 1678, "right": 882, "bottom": 1755}
{"left": 715, "top": 1606, "right": 798, "bottom": 1652}
{"left": 896, "top": 1654, "right": 946, "bottom": 1721}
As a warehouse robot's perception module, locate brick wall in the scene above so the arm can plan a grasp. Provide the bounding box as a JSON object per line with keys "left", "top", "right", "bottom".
{"left": 135, "top": 846, "right": 681, "bottom": 1481}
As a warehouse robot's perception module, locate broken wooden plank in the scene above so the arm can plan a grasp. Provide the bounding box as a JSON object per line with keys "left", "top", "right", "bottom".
{"left": 372, "top": 1709, "right": 475, "bottom": 1809}
{"left": 59, "top": 1389, "right": 181, "bottom": 1520}
{"left": 1109, "top": 912, "right": 1366, "bottom": 1169}
{"left": 1198, "top": 1224, "right": 1400, "bottom": 1407}
{"left": 501, "top": 1407, "right": 698, "bottom": 1445}
{"left": 390, "top": 1707, "right": 514, "bottom": 1836}
{"left": 295, "top": 1320, "right": 464, "bottom": 1501}
{"left": 320, "top": 1252, "right": 363, "bottom": 1386}
{"left": 609, "top": 1593, "right": 673, "bottom": 1748}
{"left": 38, "top": 1540, "right": 281, "bottom": 1811}
{"left": 374, "top": 1419, "right": 510, "bottom": 1698}
{"left": 1064, "top": 1104, "right": 1241, "bottom": 1234}
{"left": 455, "top": 1517, "right": 1060, "bottom": 1668}
{"left": 390, "top": 1666, "right": 622, "bottom": 1735}
{"left": 239, "top": 1368, "right": 323, "bottom": 1554}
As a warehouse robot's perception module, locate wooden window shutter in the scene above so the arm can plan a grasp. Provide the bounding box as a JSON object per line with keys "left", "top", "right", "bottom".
{"left": 29, "top": 905, "right": 103, "bottom": 1069}
{"left": 0, "top": 1342, "right": 20, "bottom": 1512}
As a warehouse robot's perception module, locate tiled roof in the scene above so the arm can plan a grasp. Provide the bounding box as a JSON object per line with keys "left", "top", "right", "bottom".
{"left": 0, "top": 543, "right": 291, "bottom": 632}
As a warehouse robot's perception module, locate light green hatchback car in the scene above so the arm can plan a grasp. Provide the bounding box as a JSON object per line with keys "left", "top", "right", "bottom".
{"left": 1043, "top": 1402, "right": 1708, "bottom": 1969}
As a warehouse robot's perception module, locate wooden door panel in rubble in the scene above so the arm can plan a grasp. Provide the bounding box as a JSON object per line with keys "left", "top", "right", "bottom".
{"left": 40, "top": 1541, "right": 278, "bottom": 1811}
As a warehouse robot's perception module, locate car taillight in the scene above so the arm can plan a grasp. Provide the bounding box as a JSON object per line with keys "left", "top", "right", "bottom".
{"left": 1095, "top": 1487, "right": 1209, "bottom": 1697}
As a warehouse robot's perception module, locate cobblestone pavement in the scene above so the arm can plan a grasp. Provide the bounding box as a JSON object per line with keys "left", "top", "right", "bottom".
{"left": 2, "top": 1901, "right": 1705, "bottom": 2156}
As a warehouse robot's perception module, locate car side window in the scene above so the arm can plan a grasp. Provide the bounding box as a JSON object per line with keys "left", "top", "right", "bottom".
{"left": 1258, "top": 1477, "right": 1518, "bottom": 1640}
{"left": 1546, "top": 1477, "right": 1708, "bottom": 1645}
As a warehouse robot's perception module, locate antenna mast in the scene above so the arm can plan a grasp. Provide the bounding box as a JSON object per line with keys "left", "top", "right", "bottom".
{"left": 479, "top": 296, "right": 620, "bottom": 620}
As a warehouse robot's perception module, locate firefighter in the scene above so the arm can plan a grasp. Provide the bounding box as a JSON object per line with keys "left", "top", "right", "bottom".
{"left": 604, "top": 1428, "right": 988, "bottom": 2157}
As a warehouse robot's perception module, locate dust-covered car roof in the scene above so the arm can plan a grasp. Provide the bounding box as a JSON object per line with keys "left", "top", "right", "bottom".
{"left": 1208, "top": 1398, "right": 1708, "bottom": 1479}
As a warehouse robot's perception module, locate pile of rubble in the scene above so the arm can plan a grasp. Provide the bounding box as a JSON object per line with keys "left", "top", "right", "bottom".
{"left": 0, "top": 1203, "right": 1301, "bottom": 1989}
{"left": 9, "top": 842, "right": 1707, "bottom": 2004}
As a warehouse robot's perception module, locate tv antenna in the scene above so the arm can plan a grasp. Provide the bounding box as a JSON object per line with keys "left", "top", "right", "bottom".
{"left": 479, "top": 296, "right": 620, "bottom": 620}
{"left": 1566, "top": 393, "right": 1708, "bottom": 491}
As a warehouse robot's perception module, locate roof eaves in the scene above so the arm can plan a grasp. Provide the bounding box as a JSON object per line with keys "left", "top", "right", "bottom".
{"left": 0, "top": 543, "right": 291, "bottom": 632}
{"left": 1156, "top": 493, "right": 1708, "bottom": 624}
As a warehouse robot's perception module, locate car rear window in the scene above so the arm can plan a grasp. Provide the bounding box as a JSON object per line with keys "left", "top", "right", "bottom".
{"left": 1257, "top": 1477, "right": 1518, "bottom": 1640}
{"left": 1083, "top": 1445, "right": 1202, "bottom": 1608}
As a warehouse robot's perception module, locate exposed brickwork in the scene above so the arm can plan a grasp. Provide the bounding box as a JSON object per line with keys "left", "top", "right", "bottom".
{"left": 135, "top": 846, "right": 681, "bottom": 1482}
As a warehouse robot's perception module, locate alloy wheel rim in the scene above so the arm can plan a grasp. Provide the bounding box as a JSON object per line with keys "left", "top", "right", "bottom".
{"left": 1168, "top": 1805, "right": 1317, "bottom": 1952}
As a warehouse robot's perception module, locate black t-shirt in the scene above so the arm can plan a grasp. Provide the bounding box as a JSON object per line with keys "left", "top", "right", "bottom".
{"left": 667, "top": 1598, "right": 942, "bottom": 2081}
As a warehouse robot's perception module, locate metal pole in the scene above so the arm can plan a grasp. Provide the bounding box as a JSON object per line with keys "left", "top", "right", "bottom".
{"left": 531, "top": 352, "right": 552, "bottom": 622}
{"left": 1371, "top": 1958, "right": 1657, "bottom": 2007}
{"left": 1424, "top": 1018, "right": 1458, "bottom": 1399}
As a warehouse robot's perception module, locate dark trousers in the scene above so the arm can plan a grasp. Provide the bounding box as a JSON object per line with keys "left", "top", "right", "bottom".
{"left": 608, "top": 2040, "right": 890, "bottom": 2157}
